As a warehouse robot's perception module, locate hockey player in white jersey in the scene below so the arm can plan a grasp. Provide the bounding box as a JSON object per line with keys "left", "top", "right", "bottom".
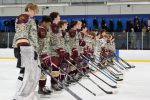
{"left": 12, "top": 3, "right": 41, "bottom": 100}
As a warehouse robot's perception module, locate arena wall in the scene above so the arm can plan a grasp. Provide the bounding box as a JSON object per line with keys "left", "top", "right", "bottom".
{"left": 0, "top": 49, "right": 150, "bottom": 62}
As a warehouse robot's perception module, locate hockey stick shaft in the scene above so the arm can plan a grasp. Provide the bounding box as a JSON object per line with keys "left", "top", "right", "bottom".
{"left": 114, "top": 54, "right": 135, "bottom": 68}
{"left": 66, "top": 59, "right": 117, "bottom": 89}
{"left": 38, "top": 65, "right": 83, "bottom": 100}
{"left": 51, "top": 62, "right": 96, "bottom": 96}
{"left": 81, "top": 55, "right": 123, "bottom": 81}
{"left": 105, "top": 68, "right": 120, "bottom": 79}
{"left": 114, "top": 60, "right": 128, "bottom": 70}
{"left": 94, "top": 55, "right": 123, "bottom": 75}
{"left": 94, "top": 54, "right": 123, "bottom": 73}
{"left": 81, "top": 55, "right": 117, "bottom": 83}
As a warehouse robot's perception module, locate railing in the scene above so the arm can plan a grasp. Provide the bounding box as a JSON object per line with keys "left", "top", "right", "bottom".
{"left": 0, "top": 32, "right": 150, "bottom": 50}
{"left": 0, "top": 32, "right": 14, "bottom": 48}
{"left": 112, "top": 32, "right": 150, "bottom": 50}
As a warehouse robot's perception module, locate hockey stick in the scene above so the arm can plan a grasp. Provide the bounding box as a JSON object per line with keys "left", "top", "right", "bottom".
{"left": 80, "top": 55, "right": 117, "bottom": 84}
{"left": 38, "top": 65, "right": 83, "bottom": 100}
{"left": 68, "top": 58, "right": 117, "bottom": 88}
{"left": 113, "top": 60, "right": 128, "bottom": 70}
{"left": 66, "top": 59, "right": 117, "bottom": 89}
{"left": 81, "top": 55, "right": 123, "bottom": 82}
{"left": 94, "top": 55, "right": 123, "bottom": 76}
{"left": 104, "top": 68, "right": 121, "bottom": 79}
{"left": 82, "top": 55, "right": 123, "bottom": 81}
{"left": 89, "top": 54, "right": 123, "bottom": 79}
{"left": 94, "top": 54, "right": 123, "bottom": 74}
{"left": 51, "top": 63, "right": 96, "bottom": 96}
{"left": 93, "top": 60, "right": 121, "bottom": 79}
{"left": 114, "top": 53, "right": 135, "bottom": 68}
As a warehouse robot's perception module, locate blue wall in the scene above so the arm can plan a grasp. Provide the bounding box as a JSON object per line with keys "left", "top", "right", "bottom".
{"left": 0, "top": 14, "right": 150, "bottom": 31}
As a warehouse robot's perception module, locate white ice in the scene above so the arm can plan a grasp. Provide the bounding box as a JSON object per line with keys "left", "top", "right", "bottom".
{"left": 0, "top": 60, "right": 150, "bottom": 100}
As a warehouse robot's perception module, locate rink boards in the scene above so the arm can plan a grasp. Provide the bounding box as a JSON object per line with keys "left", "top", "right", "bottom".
{"left": 0, "top": 49, "right": 150, "bottom": 62}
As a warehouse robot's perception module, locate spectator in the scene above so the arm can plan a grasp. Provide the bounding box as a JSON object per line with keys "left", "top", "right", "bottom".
{"left": 134, "top": 16, "right": 140, "bottom": 27}
{"left": 117, "top": 19, "right": 123, "bottom": 32}
{"left": 147, "top": 17, "right": 150, "bottom": 27}
{"left": 101, "top": 18, "right": 106, "bottom": 29}
{"left": 134, "top": 23, "right": 141, "bottom": 32}
{"left": 11, "top": 18, "right": 15, "bottom": 32}
{"left": 109, "top": 19, "right": 114, "bottom": 32}
{"left": 141, "top": 18, "right": 147, "bottom": 29}
{"left": 142, "top": 26, "right": 147, "bottom": 34}
{"left": 3, "top": 19, "right": 10, "bottom": 32}
{"left": 142, "top": 26, "right": 149, "bottom": 49}
{"left": 81, "top": 18, "right": 87, "bottom": 26}
{"left": 146, "top": 27, "right": 150, "bottom": 49}
{"left": 130, "top": 28, "right": 137, "bottom": 49}
{"left": 120, "top": 30, "right": 127, "bottom": 49}
{"left": 93, "top": 16, "right": 99, "bottom": 30}
{"left": 126, "top": 18, "right": 133, "bottom": 32}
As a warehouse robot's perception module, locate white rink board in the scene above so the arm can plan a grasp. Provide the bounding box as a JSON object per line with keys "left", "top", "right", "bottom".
{"left": 0, "top": 49, "right": 150, "bottom": 61}
{"left": 119, "top": 50, "right": 150, "bottom": 60}
{"left": 0, "top": 49, "right": 14, "bottom": 58}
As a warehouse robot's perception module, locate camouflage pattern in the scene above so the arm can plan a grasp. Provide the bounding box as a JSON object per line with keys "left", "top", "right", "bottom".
{"left": 68, "top": 29, "right": 80, "bottom": 52}
{"left": 84, "top": 34, "right": 93, "bottom": 49}
{"left": 60, "top": 30, "right": 70, "bottom": 53}
{"left": 78, "top": 32, "right": 87, "bottom": 54}
{"left": 96, "top": 37, "right": 107, "bottom": 52}
{"left": 12, "top": 14, "right": 38, "bottom": 52}
{"left": 91, "top": 38, "right": 96, "bottom": 51}
{"left": 106, "top": 40, "right": 116, "bottom": 53}
{"left": 49, "top": 23, "right": 62, "bottom": 57}
{"left": 37, "top": 26, "right": 50, "bottom": 55}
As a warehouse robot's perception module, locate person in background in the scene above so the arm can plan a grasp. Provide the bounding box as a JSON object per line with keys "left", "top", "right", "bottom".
{"left": 93, "top": 16, "right": 99, "bottom": 30}
{"left": 81, "top": 18, "right": 87, "bottom": 27}
{"left": 109, "top": 19, "right": 114, "bottom": 32}
{"left": 117, "top": 19, "right": 123, "bottom": 32}
{"left": 130, "top": 28, "right": 137, "bottom": 49}
{"left": 126, "top": 18, "right": 133, "bottom": 32}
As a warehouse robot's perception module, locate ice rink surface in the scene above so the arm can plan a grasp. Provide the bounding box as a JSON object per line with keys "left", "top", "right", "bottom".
{"left": 0, "top": 60, "right": 150, "bottom": 100}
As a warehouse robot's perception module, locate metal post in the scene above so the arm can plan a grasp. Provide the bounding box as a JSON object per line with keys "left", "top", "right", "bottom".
{"left": 141, "top": 32, "right": 143, "bottom": 50}
{"left": 7, "top": 32, "right": 10, "bottom": 48}
{"left": 127, "top": 32, "right": 128, "bottom": 50}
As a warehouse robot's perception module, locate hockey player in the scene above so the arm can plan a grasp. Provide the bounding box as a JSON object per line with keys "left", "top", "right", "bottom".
{"left": 67, "top": 20, "right": 83, "bottom": 82}
{"left": 12, "top": 3, "right": 40, "bottom": 100}
{"left": 98, "top": 30, "right": 109, "bottom": 67}
{"left": 78, "top": 26, "right": 90, "bottom": 74}
{"left": 57, "top": 20, "right": 70, "bottom": 86}
{"left": 105, "top": 34, "right": 116, "bottom": 64}
{"left": 37, "top": 16, "right": 52, "bottom": 96}
{"left": 49, "top": 12, "right": 63, "bottom": 91}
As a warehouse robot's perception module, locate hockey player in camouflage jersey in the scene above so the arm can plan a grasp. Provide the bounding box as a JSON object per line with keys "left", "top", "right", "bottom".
{"left": 12, "top": 3, "right": 40, "bottom": 100}
{"left": 78, "top": 26, "right": 91, "bottom": 74}
{"left": 67, "top": 20, "right": 83, "bottom": 82}
{"left": 57, "top": 20, "right": 70, "bottom": 86}
{"left": 49, "top": 12, "right": 63, "bottom": 91}
{"left": 105, "top": 34, "right": 116, "bottom": 64}
{"left": 37, "top": 16, "right": 52, "bottom": 96}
